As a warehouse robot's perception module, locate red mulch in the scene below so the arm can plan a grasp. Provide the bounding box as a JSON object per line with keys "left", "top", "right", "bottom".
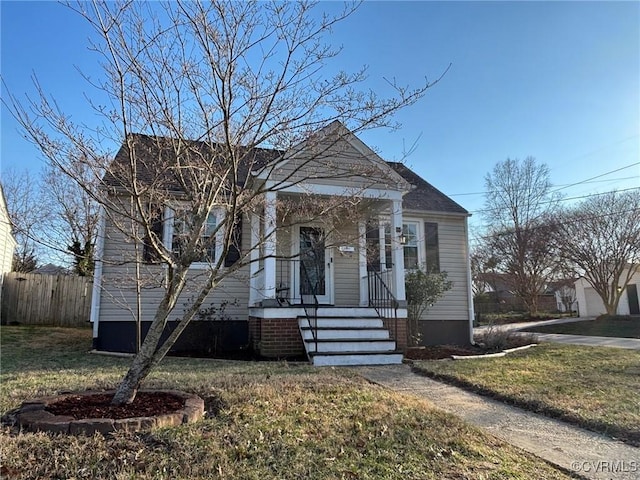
{"left": 405, "top": 345, "right": 489, "bottom": 360}
{"left": 46, "top": 392, "right": 184, "bottom": 420}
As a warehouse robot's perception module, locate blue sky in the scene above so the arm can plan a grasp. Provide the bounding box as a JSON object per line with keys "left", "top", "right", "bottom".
{"left": 2, "top": 1, "right": 639, "bottom": 235}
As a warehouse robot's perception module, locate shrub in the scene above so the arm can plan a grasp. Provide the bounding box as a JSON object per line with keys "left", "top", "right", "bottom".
{"left": 405, "top": 270, "right": 453, "bottom": 346}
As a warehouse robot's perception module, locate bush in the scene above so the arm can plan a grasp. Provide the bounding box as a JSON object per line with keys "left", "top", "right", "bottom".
{"left": 405, "top": 270, "right": 453, "bottom": 346}
{"left": 474, "top": 324, "right": 538, "bottom": 352}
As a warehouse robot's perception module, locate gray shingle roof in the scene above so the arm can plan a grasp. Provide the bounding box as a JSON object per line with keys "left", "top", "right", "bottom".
{"left": 104, "top": 134, "right": 282, "bottom": 190}
{"left": 387, "top": 162, "right": 469, "bottom": 215}
{"left": 105, "top": 135, "right": 468, "bottom": 216}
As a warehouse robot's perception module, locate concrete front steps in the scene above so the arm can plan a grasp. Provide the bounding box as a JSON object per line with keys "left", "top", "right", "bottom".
{"left": 298, "top": 309, "right": 403, "bottom": 366}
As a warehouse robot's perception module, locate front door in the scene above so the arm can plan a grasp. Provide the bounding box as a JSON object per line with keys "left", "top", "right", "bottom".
{"left": 296, "top": 226, "right": 333, "bottom": 304}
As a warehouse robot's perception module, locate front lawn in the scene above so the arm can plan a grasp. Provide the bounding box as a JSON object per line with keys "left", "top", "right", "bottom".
{"left": 0, "top": 326, "right": 573, "bottom": 479}
{"left": 413, "top": 344, "right": 640, "bottom": 446}
{"left": 523, "top": 316, "right": 640, "bottom": 338}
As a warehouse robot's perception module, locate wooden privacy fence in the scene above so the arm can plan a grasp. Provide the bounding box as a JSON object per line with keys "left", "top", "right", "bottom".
{"left": 1, "top": 272, "right": 93, "bottom": 327}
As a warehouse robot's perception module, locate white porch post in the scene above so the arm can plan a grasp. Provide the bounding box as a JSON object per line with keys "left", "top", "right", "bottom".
{"left": 249, "top": 210, "right": 261, "bottom": 306}
{"left": 390, "top": 199, "right": 406, "bottom": 302}
{"left": 263, "top": 191, "right": 277, "bottom": 300}
{"left": 358, "top": 220, "right": 368, "bottom": 306}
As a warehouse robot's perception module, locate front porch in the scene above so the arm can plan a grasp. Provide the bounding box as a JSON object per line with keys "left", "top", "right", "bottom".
{"left": 248, "top": 306, "right": 407, "bottom": 366}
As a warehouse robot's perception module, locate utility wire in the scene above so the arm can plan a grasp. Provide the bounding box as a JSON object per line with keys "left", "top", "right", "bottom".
{"left": 446, "top": 161, "right": 639, "bottom": 198}
{"left": 468, "top": 186, "right": 640, "bottom": 216}
{"left": 471, "top": 206, "right": 640, "bottom": 243}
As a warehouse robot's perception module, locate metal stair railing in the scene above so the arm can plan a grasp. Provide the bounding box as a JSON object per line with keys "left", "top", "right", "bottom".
{"left": 365, "top": 269, "right": 399, "bottom": 344}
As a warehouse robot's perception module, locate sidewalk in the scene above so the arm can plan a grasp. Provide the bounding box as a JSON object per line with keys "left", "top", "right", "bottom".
{"left": 475, "top": 317, "right": 640, "bottom": 350}
{"left": 356, "top": 364, "right": 639, "bottom": 480}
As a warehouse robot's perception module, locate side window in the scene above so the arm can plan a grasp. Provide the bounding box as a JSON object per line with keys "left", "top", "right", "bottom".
{"left": 383, "top": 222, "right": 419, "bottom": 270}
{"left": 425, "top": 222, "right": 440, "bottom": 273}
{"left": 171, "top": 209, "right": 217, "bottom": 264}
{"left": 402, "top": 223, "right": 419, "bottom": 269}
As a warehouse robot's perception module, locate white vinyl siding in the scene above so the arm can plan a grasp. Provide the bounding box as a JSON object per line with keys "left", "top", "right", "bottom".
{"left": 99, "top": 211, "right": 251, "bottom": 323}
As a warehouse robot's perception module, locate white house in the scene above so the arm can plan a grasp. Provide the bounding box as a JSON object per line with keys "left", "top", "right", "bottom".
{"left": 0, "top": 184, "right": 17, "bottom": 318}
{"left": 574, "top": 266, "right": 640, "bottom": 317}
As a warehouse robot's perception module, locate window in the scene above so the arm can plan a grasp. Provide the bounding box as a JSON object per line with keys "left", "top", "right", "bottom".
{"left": 171, "top": 209, "right": 218, "bottom": 264}
{"left": 402, "top": 223, "right": 419, "bottom": 269}
{"left": 383, "top": 222, "right": 419, "bottom": 270}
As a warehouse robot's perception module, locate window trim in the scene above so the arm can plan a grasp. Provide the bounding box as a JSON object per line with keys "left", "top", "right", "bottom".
{"left": 166, "top": 205, "right": 225, "bottom": 269}
{"left": 379, "top": 217, "right": 439, "bottom": 272}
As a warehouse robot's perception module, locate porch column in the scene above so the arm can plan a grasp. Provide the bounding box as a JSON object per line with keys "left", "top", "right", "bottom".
{"left": 263, "top": 190, "right": 277, "bottom": 300}
{"left": 358, "top": 220, "right": 368, "bottom": 306}
{"left": 390, "top": 199, "right": 406, "bottom": 302}
{"left": 249, "top": 210, "right": 261, "bottom": 306}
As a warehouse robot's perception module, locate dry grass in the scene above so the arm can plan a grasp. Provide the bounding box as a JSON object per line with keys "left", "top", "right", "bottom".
{"left": 413, "top": 344, "right": 640, "bottom": 446}
{"left": 0, "top": 326, "right": 574, "bottom": 479}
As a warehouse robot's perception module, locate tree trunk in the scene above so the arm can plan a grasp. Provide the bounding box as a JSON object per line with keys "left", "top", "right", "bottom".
{"left": 111, "top": 312, "right": 168, "bottom": 405}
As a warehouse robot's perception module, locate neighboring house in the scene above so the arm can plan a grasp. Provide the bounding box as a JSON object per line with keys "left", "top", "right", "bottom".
{"left": 0, "top": 184, "right": 17, "bottom": 320}
{"left": 33, "top": 263, "right": 70, "bottom": 275}
{"left": 574, "top": 266, "right": 640, "bottom": 317}
{"left": 90, "top": 122, "right": 473, "bottom": 365}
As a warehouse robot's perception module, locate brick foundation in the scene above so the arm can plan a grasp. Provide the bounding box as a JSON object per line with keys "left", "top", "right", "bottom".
{"left": 248, "top": 316, "right": 305, "bottom": 358}
{"left": 382, "top": 317, "right": 408, "bottom": 352}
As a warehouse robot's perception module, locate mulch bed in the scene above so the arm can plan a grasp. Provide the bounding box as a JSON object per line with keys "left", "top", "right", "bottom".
{"left": 46, "top": 392, "right": 184, "bottom": 420}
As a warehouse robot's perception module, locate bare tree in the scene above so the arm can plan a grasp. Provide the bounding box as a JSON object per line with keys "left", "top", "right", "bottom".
{"left": 5, "top": 1, "right": 442, "bottom": 404}
{"left": 41, "top": 157, "right": 99, "bottom": 276}
{"left": 552, "top": 190, "right": 640, "bottom": 315}
{"left": 469, "top": 243, "right": 500, "bottom": 297}
{"left": 2, "top": 169, "right": 46, "bottom": 272}
{"left": 481, "top": 157, "right": 561, "bottom": 314}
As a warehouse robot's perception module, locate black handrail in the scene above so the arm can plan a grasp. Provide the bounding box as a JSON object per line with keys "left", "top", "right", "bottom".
{"left": 275, "top": 258, "right": 319, "bottom": 355}
{"left": 300, "top": 261, "right": 319, "bottom": 355}
{"left": 366, "top": 269, "right": 399, "bottom": 344}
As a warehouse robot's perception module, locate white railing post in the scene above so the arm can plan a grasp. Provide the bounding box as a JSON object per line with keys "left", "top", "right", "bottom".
{"left": 263, "top": 191, "right": 277, "bottom": 300}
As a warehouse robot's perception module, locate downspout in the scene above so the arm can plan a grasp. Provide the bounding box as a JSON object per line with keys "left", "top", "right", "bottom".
{"left": 464, "top": 216, "right": 475, "bottom": 345}
{"left": 90, "top": 206, "right": 106, "bottom": 349}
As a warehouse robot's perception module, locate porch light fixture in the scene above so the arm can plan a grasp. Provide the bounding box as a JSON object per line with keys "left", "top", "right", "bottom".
{"left": 617, "top": 286, "right": 623, "bottom": 293}
{"left": 399, "top": 234, "right": 407, "bottom": 245}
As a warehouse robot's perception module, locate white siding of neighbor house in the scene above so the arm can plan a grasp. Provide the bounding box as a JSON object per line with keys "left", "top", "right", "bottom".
{"left": 0, "top": 188, "right": 16, "bottom": 276}
{"left": 575, "top": 269, "right": 640, "bottom": 317}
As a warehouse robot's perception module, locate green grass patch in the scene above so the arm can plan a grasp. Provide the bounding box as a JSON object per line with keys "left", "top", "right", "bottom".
{"left": 476, "top": 312, "right": 576, "bottom": 326}
{"left": 0, "top": 326, "right": 573, "bottom": 479}
{"left": 413, "top": 344, "right": 640, "bottom": 446}
{"left": 524, "top": 317, "right": 640, "bottom": 338}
